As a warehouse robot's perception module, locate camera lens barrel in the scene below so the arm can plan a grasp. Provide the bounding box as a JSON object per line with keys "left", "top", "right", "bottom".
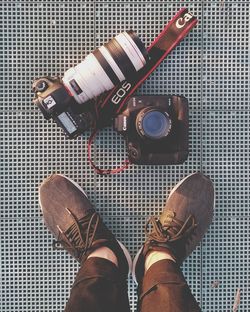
{"left": 62, "top": 31, "right": 147, "bottom": 104}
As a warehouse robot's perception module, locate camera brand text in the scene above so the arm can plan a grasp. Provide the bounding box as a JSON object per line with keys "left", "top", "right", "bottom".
{"left": 176, "top": 12, "right": 193, "bottom": 29}
{"left": 111, "top": 81, "right": 132, "bottom": 105}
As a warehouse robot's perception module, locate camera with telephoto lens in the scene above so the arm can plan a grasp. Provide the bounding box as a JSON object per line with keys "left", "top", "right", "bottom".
{"left": 32, "top": 31, "right": 148, "bottom": 139}
{"left": 32, "top": 29, "right": 189, "bottom": 166}
{"left": 114, "top": 95, "right": 189, "bottom": 165}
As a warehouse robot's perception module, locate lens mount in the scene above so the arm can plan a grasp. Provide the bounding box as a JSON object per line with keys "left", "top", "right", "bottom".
{"left": 136, "top": 108, "right": 172, "bottom": 140}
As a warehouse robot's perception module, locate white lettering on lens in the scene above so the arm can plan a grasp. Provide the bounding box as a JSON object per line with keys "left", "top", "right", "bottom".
{"left": 176, "top": 12, "right": 193, "bottom": 29}
{"left": 111, "top": 81, "right": 132, "bottom": 105}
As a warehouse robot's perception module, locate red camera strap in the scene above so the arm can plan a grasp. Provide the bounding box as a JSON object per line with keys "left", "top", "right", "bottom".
{"left": 88, "top": 7, "right": 198, "bottom": 175}
{"left": 87, "top": 129, "right": 131, "bottom": 175}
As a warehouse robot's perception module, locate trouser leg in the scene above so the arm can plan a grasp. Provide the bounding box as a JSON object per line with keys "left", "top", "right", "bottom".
{"left": 138, "top": 259, "right": 201, "bottom": 312}
{"left": 65, "top": 257, "right": 130, "bottom": 312}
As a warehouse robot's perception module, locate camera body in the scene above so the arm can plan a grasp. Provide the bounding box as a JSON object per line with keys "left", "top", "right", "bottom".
{"left": 32, "top": 30, "right": 148, "bottom": 139}
{"left": 114, "top": 95, "right": 189, "bottom": 165}
{"left": 32, "top": 77, "right": 95, "bottom": 139}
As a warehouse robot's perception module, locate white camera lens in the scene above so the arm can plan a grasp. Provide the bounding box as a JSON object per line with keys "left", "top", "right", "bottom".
{"left": 62, "top": 31, "right": 148, "bottom": 104}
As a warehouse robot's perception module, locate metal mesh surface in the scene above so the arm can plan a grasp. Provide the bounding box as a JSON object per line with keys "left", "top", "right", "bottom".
{"left": 1, "top": 1, "right": 249, "bottom": 311}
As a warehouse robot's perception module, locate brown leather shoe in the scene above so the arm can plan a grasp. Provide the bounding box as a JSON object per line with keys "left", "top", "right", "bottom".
{"left": 133, "top": 172, "right": 214, "bottom": 284}
{"left": 39, "top": 174, "right": 132, "bottom": 277}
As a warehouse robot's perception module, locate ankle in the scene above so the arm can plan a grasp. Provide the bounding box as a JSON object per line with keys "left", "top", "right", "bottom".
{"left": 87, "top": 246, "right": 118, "bottom": 267}
{"left": 145, "top": 250, "right": 176, "bottom": 271}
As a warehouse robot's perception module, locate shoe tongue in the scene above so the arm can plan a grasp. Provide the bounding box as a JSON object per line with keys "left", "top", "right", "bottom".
{"left": 159, "top": 211, "right": 177, "bottom": 226}
{"left": 159, "top": 211, "right": 190, "bottom": 238}
{"left": 143, "top": 214, "right": 185, "bottom": 255}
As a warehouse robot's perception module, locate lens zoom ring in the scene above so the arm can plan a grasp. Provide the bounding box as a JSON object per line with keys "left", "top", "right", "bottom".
{"left": 105, "top": 39, "right": 137, "bottom": 79}
{"left": 93, "top": 49, "right": 120, "bottom": 86}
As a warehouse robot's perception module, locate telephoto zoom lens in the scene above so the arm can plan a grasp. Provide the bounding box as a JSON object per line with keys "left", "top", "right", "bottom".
{"left": 62, "top": 31, "right": 148, "bottom": 104}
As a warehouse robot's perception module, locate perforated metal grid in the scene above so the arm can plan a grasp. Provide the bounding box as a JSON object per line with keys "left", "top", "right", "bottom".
{"left": 1, "top": 2, "right": 249, "bottom": 312}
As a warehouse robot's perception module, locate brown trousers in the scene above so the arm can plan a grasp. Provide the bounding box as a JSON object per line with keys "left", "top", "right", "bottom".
{"left": 65, "top": 257, "right": 201, "bottom": 312}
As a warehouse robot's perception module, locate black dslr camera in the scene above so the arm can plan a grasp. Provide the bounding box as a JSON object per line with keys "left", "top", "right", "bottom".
{"left": 32, "top": 76, "right": 95, "bottom": 138}
{"left": 33, "top": 31, "right": 148, "bottom": 139}
{"left": 114, "top": 95, "right": 188, "bottom": 164}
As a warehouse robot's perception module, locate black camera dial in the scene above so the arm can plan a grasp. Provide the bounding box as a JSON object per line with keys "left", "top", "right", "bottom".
{"left": 136, "top": 107, "right": 172, "bottom": 140}
{"left": 128, "top": 143, "right": 141, "bottom": 160}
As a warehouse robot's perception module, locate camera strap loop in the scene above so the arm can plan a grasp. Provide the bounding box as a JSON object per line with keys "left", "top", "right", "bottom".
{"left": 87, "top": 129, "right": 131, "bottom": 175}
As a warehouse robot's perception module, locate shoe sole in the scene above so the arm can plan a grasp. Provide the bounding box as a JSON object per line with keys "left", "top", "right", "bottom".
{"left": 39, "top": 174, "right": 132, "bottom": 276}
{"left": 132, "top": 246, "right": 143, "bottom": 285}
{"left": 132, "top": 172, "right": 215, "bottom": 284}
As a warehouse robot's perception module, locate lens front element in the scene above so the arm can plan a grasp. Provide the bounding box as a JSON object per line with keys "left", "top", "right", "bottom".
{"left": 136, "top": 109, "right": 172, "bottom": 139}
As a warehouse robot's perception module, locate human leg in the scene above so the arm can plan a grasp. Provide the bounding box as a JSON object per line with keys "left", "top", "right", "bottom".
{"left": 133, "top": 172, "right": 214, "bottom": 312}
{"left": 39, "top": 174, "right": 131, "bottom": 312}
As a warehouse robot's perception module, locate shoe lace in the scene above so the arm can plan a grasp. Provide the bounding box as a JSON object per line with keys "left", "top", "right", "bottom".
{"left": 145, "top": 211, "right": 197, "bottom": 243}
{"left": 52, "top": 208, "right": 100, "bottom": 260}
